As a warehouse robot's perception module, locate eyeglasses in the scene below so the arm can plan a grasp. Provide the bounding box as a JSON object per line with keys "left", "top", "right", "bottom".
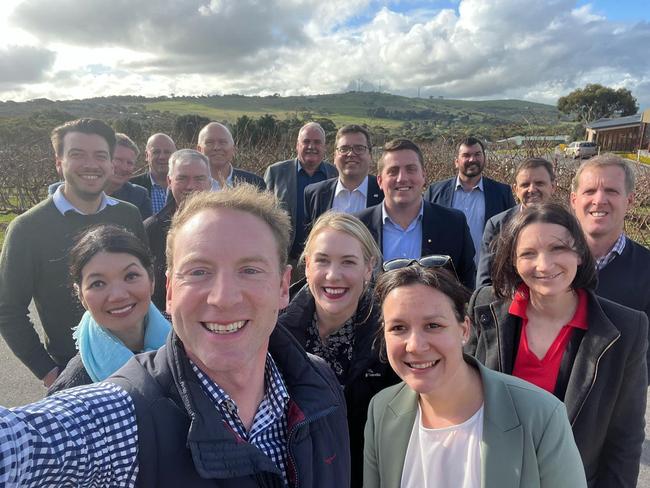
{"left": 336, "top": 144, "right": 368, "bottom": 155}
{"left": 382, "top": 254, "right": 458, "bottom": 280}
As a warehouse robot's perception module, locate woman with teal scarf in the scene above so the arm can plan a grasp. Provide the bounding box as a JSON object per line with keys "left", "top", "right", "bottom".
{"left": 48, "top": 224, "right": 170, "bottom": 394}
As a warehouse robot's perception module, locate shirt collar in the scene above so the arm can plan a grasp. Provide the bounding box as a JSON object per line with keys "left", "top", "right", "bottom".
{"left": 52, "top": 184, "right": 118, "bottom": 216}
{"left": 335, "top": 175, "right": 369, "bottom": 197}
{"left": 595, "top": 233, "right": 627, "bottom": 270}
{"left": 454, "top": 175, "right": 484, "bottom": 192}
{"left": 297, "top": 159, "right": 326, "bottom": 176}
{"left": 210, "top": 164, "right": 235, "bottom": 191}
{"left": 381, "top": 199, "right": 424, "bottom": 226}
{"left": 190, "top": 353, "right": 289, "bottom": 416}
{"left": 509, "top": 283, "right": 588, "bottom": 330}
{"left": 149, "top": 172, "right": 166, "bottom": 189}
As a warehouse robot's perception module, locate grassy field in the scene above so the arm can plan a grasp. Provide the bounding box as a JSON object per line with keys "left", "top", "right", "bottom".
{"left": 0, "top": 213, "right": 16, "bottom": 247}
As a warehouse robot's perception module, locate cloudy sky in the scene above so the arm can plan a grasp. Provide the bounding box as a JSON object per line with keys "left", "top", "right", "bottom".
{"left": 0, "top": 0, "right": 648, "bottom": 108}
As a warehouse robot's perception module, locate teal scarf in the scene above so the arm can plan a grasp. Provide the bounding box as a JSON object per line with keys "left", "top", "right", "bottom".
{"left": 74, "top": 303, "right": 171, "bottom": 382}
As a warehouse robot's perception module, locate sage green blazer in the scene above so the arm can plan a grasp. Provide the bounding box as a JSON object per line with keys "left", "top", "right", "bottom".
{"left": 363, "top": 357, "right": 587, "bottom": 488}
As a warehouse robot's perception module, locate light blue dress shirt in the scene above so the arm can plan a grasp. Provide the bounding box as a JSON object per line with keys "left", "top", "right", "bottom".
{"left": 381, "top": 200, "right": 424, "bottom": 261}
{"left": 451, "top": 176, "right": 485, "bottom": 264}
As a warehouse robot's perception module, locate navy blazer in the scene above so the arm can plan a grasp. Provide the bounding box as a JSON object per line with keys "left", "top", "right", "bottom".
{"left": 355, "top": 200, "right": 476, "bottom": 289}
{"left": 475, "top": 205, "right": 521, "bottom": 287}
{"left": 231, "top": 168, "right": 266, "bottom": 191}
{"left": 424, "top": 175, "right": 516, "bottom": 225}
{"left": 130, "top": 172, "right": 153, "bottom": 193}
{"left": 303, "top": 175, "right": 384, "bottom": 230}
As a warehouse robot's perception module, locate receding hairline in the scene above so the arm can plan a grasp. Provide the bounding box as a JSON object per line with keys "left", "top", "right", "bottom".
{"left": 146, "top": 133, "right": 175, "bottom": 149}
{"left": 198, "top": 122, "right": 234, "bottom": 145}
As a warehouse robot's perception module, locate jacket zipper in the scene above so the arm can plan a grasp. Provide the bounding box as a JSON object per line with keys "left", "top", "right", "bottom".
{"left": 286, "top": 405, "right": 338, "bottom": 487}
{"left": 571, "top": 334, "right": 620, "bottom": 426}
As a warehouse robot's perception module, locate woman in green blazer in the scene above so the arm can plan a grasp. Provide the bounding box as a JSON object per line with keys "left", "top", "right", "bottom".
{"left": 364, "top": 263, "right": 586, "bottom": 488}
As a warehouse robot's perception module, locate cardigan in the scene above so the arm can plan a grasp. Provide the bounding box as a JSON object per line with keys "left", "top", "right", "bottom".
{"left": 467, "top": 286, "right": 648, "bottom": 488}
{"left": 363, "top": 357, "right": 586, "bottom": 488}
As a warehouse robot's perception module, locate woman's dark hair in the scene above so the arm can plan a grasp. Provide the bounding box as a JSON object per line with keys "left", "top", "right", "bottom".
{"left": 492, "top": 202, "right": 597, "bottom": 298}
{"left": 70, "top": 224, "right": 154, "bottom": 287}
{"left": 373, "top": 266, "right": 471, "bottom": 359}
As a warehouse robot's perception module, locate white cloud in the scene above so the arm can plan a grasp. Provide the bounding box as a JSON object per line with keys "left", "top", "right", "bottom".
{"left": 0, "top": 0, "right": 648, "bottom": 109}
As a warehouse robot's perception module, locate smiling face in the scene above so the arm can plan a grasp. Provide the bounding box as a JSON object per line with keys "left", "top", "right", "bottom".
{"left": 78, "top": 251, "right": 153, "bottom": 343}
{"left": 197, "top": 123, "right": 235, "bottom": 175}
{"left": 305, "top": 228, "right": 373, "bottom": 324}
{"left": 514, "top": 166, "right": 555, "bottom": 207}
{"left": 570, "top": 165, "right": 633, "bottom": 245}
{"left": 56, "top": 132, "right": 113, "bottom": 205}
{"left": 515, "top": 222, "right": 580, "bottom": 299}
{"left": 166, "top": 208, "right": 291, "bottom": 382}
{"left": 377, "top": 149, "right": 425, "bottom": 211}
{"left": 168, "top": 159, "right": 212, "bottom": 204}
{"left": 110, "top": 144, "right": 137, "bottom": 188}
{"left": 454, "top": 143, "right": 485, "bottom": 180}
{"left": 383, "top": 284, "right": 470, "bottom": 396}
{"left": 296, "top": 125, "right": 325, "bottom": 173}
{"left": 334, "top": 132, "right": 371, "bottom": 186}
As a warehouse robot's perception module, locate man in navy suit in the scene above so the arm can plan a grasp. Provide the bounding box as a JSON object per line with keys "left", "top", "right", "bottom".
{"left": 304, "top": 124, "right": 383, "bottom": 230}
{"left": 425, "top": 137, "right": 515, "bottom": 263}
{"left": 196, "top": 122, "right": 265, "bottom": 191}
{"left": 356, "top": 139, "right": 476, "bottom": 289}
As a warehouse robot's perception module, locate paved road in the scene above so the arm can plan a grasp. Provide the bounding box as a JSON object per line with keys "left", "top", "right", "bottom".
{"left": 0, "top": 308, "right": 649, "bottom": 486}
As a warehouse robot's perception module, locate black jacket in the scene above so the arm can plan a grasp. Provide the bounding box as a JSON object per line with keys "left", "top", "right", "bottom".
{"left": 467, "top": 286, "right": 648, "bottom": 488}
{"left": 144, "top": 199, "right": 177, "bottom": 311}
{"left": 232, "top": 168, "right": 266, "bottom": 191}
{"left": 303, "top": 175, "right": 384, "bottom": 231}
{"left": 109, "top": 328, "right": 350, "bottom": 487}
{"left": 277, "top": 285, "right": 399, "bottom": 487}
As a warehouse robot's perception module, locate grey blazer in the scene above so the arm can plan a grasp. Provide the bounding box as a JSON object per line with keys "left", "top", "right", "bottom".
{"left": 263, "top": 158, "right": 337, "bottom": 247}
{"left": 364, "top": 357, "right": 586, "bottom": 488}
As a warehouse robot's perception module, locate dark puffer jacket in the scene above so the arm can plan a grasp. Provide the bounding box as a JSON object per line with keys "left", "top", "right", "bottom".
{"left": 108, "top": 327, "right": 351, "bottom": 487}
{"left": 278, "top": 285, "right": 399, "bottom": 487}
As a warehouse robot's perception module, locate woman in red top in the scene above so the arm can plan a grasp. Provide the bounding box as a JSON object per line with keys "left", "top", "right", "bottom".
{"left": 467, "top": 203, "right": 647, "bottom": 488}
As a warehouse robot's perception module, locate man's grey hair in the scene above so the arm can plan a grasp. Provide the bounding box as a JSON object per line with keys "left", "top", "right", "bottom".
{"left": 197, "top": 122, "right": 234, "bottom": 146}
{"left": 297, "top": 122, "right": 325, "bottom": 141}
{"left": 115, "top": 133, "right": 140, "bottom": 158}
{"left": 168, "top": 149, "right": 212, "bottom": 177}
{"left": 571, "top": 153, "right": 635, "bottom": 195}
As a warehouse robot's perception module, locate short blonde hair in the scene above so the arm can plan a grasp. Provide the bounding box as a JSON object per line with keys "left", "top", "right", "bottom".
{"left": 166, "top": 184, "right": 291, "bottom": 272}
{"left": 300, "top": 212, "right": 381, "bottom": 267}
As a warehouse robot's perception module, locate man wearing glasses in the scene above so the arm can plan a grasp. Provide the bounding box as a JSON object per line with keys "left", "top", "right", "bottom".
{"left": 304, "top": 125, "right": 384, "bottom": 231}
{"left": 356, "top": 138, "right": 476, "bottom": 289}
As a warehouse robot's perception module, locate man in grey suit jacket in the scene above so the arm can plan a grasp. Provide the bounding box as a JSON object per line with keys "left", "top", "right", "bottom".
{"left": 197, "top": 122, "right": 265, "bottom": 191}
{"left": 476, "top": 157, "right": 556, "bottom": 286}
{"left": 304, "top": 124, "right": 383, "bottom": 231}
{"left": 264, "top": 122, "right": 337, "bottom": 264}
{"left": 425, "top": 137, "right": 515, "bottom": 262}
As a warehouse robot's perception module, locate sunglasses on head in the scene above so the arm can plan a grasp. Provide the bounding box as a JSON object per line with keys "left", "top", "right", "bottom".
{"left": 382, "top": 254, "right": 459, "bottom": 280}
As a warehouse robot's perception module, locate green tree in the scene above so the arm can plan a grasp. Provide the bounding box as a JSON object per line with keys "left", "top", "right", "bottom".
{"left": 173, "top": 114, "right": 210, "bottom": 145}
{"left": 558, "top": 84, "right": 638, "bottom": 124}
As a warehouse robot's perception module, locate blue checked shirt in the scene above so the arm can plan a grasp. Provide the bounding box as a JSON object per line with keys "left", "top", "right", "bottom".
{"left": 0, "top": 356, "right": 290, "bottom": 487}
{"left": 595, "top": 233, "right": 627, "bottom": 270}
{"left": 149, "top": 173, "right": 167, "bottom": 214}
